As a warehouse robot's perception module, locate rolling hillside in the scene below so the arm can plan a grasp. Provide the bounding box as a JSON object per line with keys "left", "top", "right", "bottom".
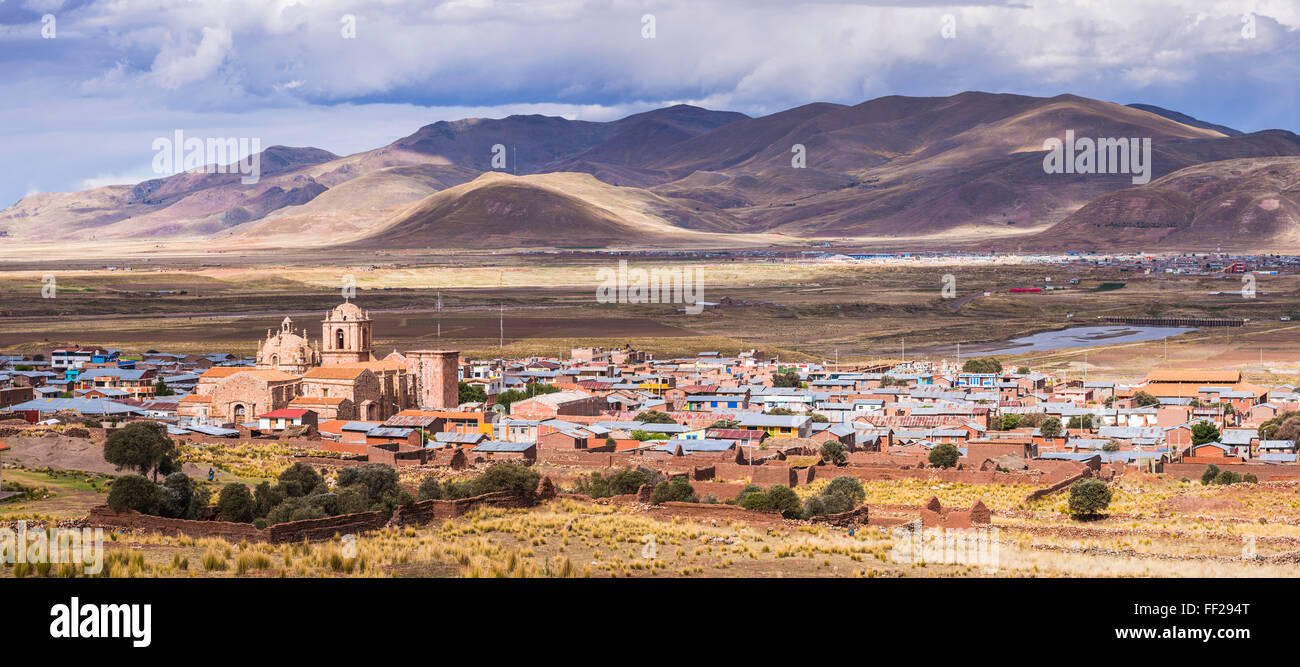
{"left": 2, "top": 92, "right": 1297, "bottom": 252}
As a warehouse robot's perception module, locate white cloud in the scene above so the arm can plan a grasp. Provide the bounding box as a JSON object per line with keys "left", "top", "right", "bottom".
{"left": 0, "top": 0, "right": 1293, "bottom": 207}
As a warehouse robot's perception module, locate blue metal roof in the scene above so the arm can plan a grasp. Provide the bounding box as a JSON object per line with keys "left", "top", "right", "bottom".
{"left": 2, "top": 397, "right": 144, "bottom": 415}
{"left": 655, "top": 438, "right": 734, "bottom": 452}
{"left": 473, "top": 440, "right": 536, "bottom": 453}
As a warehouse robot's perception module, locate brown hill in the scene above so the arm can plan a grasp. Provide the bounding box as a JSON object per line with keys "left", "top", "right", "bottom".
{"left": 3, "top": 92, "right": 1295, "bottom": 252}
{"left": 346, "top": 172, "right": 769, "bottom": 249}
{"left": 1024, "top": 156, "right": 1300, "bottom": 251}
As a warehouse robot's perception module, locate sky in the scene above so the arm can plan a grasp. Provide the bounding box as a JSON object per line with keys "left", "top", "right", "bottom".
{"left": 0, "top": 0, "right": 1296, "bottom": 207}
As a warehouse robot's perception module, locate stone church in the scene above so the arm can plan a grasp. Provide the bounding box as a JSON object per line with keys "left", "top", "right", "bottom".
{"left": 179, "top": 301, "right": 460, "bottom": 426}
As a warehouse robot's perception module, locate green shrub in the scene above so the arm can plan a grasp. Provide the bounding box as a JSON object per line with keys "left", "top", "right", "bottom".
{"left": 336, "top": 464, "right": 401, "bottom": 505}
{"left": 254, "top": 481, "right": 286, "bottom": 518}
{"left": 216, "top": 483, "right": 255, "bottom": 523}
{"left": 820, "top": 440, "right": 847, "bottom": 466}
{"left": 766, "top": 485, "right": 802, "bottom": 519}
{"left": 1067, "top": 478, "right": 1112, "bottom": 517}
{"left": 1201, "top": 464, "right": 1221, "bottom": 485}
{"left": 418, "top": 476, "right": 444, "bottom": 500}
{"left": 574, "top": 472, "right": 612, "bottom": 499}
{"left": 277, "top": 462, "right": 324, "bottom": 497}
{"left": 159, "top": 472, "right": 197, "bottom": 519}
{"left": 1243, "top": 473, "right": 1258, "bottom": 484}
{"left": 1214, "top": 470, "right": 1242, "bottom": 485}
{"left": 738, "top": 490, "right": 770, "bottom": 510}
{"left": 107, "top": 474, "right": 160, "bottom": 514}
{"left": 962, "top": 357, "right": 1002, "bottom": 373}
{"left": 928, "top": 443, "right": 960, "bottom": 468}
{"left": 649, "top": 477, "right": 697, "bottom": 504}
{"left": 607, "top": 468, "right": 652, "bottom": 495}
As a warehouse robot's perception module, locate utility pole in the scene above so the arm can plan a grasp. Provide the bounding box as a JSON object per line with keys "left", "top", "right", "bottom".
{"left": 436, "top": 288, "right": 442, "bottom": 343}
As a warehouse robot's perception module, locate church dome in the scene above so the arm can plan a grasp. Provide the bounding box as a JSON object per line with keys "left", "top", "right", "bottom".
{"left": 257, "top": 316, "right": 319, "bottom": 371}
{"left": 329, "top": 301, "right": 366, "bottom": 322}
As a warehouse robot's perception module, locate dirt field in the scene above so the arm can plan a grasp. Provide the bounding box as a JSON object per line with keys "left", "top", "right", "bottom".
{"left": 1, "top": 256, "right": 1296, "bottom": 382}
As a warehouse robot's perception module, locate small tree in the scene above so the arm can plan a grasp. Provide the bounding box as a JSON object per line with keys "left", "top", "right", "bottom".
{"left": 766, "top": 485, "right": 802, "bottom": 519}
{"left": 1201, "top": 464, "right": 1221, "bottom": 485}
{"left": 458, "top": 381, "right": 487, "bottom": 404}
{"left": 1131, "top": 391, "right": 1161, "bottom": 407}
{"left": 1016, "top": 366, "right": 1030, "bottom": 375}
{"left": 1243, "top": 473, "right": 1258, "bottom": 484}
{"left": 820, "top": 440, "right": 847, "bottom": 466}
{"left": 707, "top": 419, "right": 739, "bottom": 429}
{"left": 160, "top": 472, "right": 197, "bottom": 519}
{"left": 1000, "top": 414, "right": 1020, "bottom": 430}
{"left": 928, "top": 443, "right": 959, "bottom": 468}
{"left": 217, "top": 483, "right": 255, "bottom": 523}
{"left": 635, "top": 410, "right": 677, "bottom": 425}
{"left": 771, "top": 371, "right": 802, "bottom": 388}
{"left": 823, "top": 476, "right": 865, "bottom": 508}
{"left": 1102, "top": 439, "right": 1121, "bottom": 452}
{"left": 962, "top": 357, "right": 1002, "bottom": 373}
{"left": 102, "top": 421, "right": 180, "bottom": 482}
{"left": 1068, "top": 478, "right": 1112, "bottom": 517}
{"left": 278, "top": 462, "right": 324, "bottom": 497}
{"left": 1191, "top": 422, "right": 1221, "bottom": 446}
{"left": 1039, "top": 417, "right": 1063, "bottom": 440}
{"left": 153, "top": 379, "right": 175, "bottom": 396}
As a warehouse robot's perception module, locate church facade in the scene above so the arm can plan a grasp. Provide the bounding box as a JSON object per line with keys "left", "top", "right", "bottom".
{"left": 179, "top": 301, "right": 459, "bottom": 426}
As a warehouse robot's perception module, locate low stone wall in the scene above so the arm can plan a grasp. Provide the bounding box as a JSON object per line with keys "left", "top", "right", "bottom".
{"left": 808, "top": 505, "right": 869, "bottom": 527}
{"left": 1023, "top": 470, "right": 1092, "bottom": 503}
{"left": 647, "top": 501, "right": 785, "bottom": 526}
{"left": 690, "top": 481, "right": 746, "bottom": 501}
{"left": 85, "top": 506, "right": 265, "bottom": 541}
{"left": 265, "top": 511, "right": 390, "bottom": 543}
{"left": 391, "top": 491, "right": 538, "bottom": 525}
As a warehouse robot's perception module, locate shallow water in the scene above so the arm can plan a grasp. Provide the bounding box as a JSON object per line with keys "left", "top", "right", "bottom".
{"left": 962, "top": 325, "right": 1196, "bottom": 356}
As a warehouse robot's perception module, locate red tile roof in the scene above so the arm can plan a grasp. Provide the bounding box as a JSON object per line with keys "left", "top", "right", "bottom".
{"left": 258, "top": 408, "right": 312, "bottom": 419}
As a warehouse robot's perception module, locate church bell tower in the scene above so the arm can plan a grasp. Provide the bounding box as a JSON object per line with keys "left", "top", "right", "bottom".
{"left": 321, "top": 300, "right": 373, "bottom": 366}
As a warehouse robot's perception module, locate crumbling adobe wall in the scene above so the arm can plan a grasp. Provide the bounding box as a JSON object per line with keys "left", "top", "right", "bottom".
{"left": 750, "top": 463, "right": 797, "bottom": 487}
{"left": 917, "top": 497, "right": 992, "bottom": 529}
{"left": 85, "top": 506, "right": 264, "bottom": 541}
{"left": 266, "top": 511, "right": 389, "bottom": 543}
{"left": 1023, "top": 469, "right": 1092, "bottom": 503}
{"left": 389, "top": 491, "right": 538, "bottom": 525}
{"left": 810, "top": 465, "right": 1040, "bottom": 485}
{"left": 808, "top": 504, "right": 869, "bottom": 527}
{"left": 690, "top": 481, "right": 745, "bottom": 501}
{"left": 647, "top": 501, "right": 784, "bottom": 526}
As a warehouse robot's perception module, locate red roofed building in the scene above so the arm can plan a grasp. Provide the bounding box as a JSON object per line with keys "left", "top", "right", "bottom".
{"left": 257, "top": 408, "right": 318, "bottom": 432}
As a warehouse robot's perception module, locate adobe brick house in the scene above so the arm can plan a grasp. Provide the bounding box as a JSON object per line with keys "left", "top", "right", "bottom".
{"left": 510, "top": 390, "right": 606, "bottom": 419}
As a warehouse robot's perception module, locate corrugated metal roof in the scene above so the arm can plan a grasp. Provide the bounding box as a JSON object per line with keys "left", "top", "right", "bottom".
{"left": 474, "top": 440, "right": 536, "bottom": 452}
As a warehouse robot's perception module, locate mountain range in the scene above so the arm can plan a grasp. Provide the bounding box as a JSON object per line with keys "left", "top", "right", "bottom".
{"left": 4, "top": 91, "right": 1297, "bottom": 252}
